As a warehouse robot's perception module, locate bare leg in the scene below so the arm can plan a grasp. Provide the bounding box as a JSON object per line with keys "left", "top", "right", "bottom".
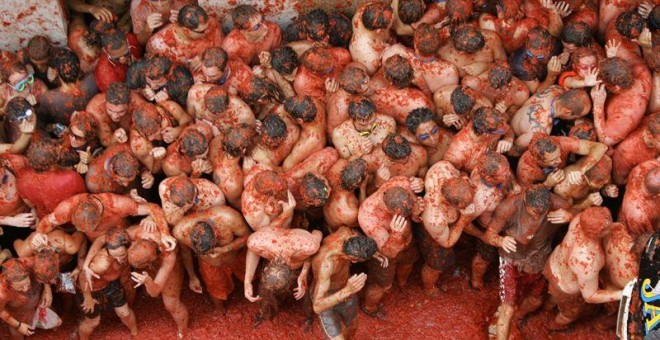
{"left": 396, "top": 263, "right": 414, "bottom": 288}
{"left": 346, "top": 318, "right": 359, "bottom": 339}
{"left": 163, "top": 296, "right": 189, "bottom": 338}
{"left": 496, "top": 303, "right": 514, "bottom": 340}
{"left": 421, "top": 264, "right": 441, "bottom": 295}
{"left": 471, "top": 253, "right": 490, "bottom": 290}
{"left": 115, "top": 304, "right": 138, "bottom": 336}
{"left": 362, "top": 284, "right": 389, "bottom": 315}
{"left": 9, "top": 326, "right": 24, "bottom": 340}
{"left": 78, "top": 316, "right": 101, "bottom": 340}
{"left": 516, "top": 295, "right": 543, "bottom": 320}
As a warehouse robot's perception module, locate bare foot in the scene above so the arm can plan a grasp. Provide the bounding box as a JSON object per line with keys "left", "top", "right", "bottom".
{"left": 424, "top": 287, "right": 441, "bottom": 298}
{"left": 360, "top": 304, "right": 387, "bottom": 320}
{"left": 302, "top": 317, "right": 314, "bottom": 333}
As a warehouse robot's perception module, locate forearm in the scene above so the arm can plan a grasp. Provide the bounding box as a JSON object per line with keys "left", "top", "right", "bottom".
{"left": 224, "top": 235, "right": 248, "bottom": 252}
{"left": 585, "top": 289, "right": 622, "bottom": 304}
{"left": 269, "top": 208, "right": 294, "bottom": 229}
{"left": 244, "top": 250, "right": 260, "bottom": 284}
{"left": 6, "top": 132, "right": 32, "bottom": 154}
{"left": 68, "top": 0, "right": 94, "bottom": 13}
{"left": 143, "top": 278, "right": 163, "bottom": 297}
{"left": 484, "top": 230, "right": 504, "bottom": 248}
{"left": 180, "top": 246, "right": 198, "bottom": 279}
{"left": 314, "top": 288, "right": 353, "bottom": 313}
{"left": 0, "top": 310, "right": 21, "bottom": 329}
{"left": 299, "top": 260, "right": 311, "bottom": 281}
{"left": 537, "top": 73, "right": 559, "bottom": 92}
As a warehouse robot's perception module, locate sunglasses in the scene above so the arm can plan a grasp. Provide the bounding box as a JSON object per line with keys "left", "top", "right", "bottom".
{"left": 11, "top": 74, "right": 34, "bottom": 92}
{"left": 15, "top": 108, "right": 34, "bottom": 122}
{"left": 247, "top": 18, "right": 264, "bottom": 32}
{"left": 419, "top": 126, "right": 439, "bottom": 141}
{"left": 525, "top": 50, "right": 546, "bottom": 60}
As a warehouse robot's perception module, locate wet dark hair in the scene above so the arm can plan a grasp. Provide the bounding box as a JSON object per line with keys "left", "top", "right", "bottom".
{"left": 570, "top": 47, "right": 598, "bottom": 71}
{"left": 245, "top": 77, "right": 285, "bottom": 105}
{"left": 557, "top": 89, "right": 591, "bottom": 118}
{"left": 302, "top": 9, "right": 330, "bottom": 41}
{"left": 270, "top": 46, "right": 299, "bottom": 75}
{"left": 1, "top": 259, "right": 30, "bottom": 283}
{"left": 180, "top": 129, "right": 208, "bottom": 158}
{"left": 105, "top": 228, "right": 130, "bottom": 250}
{"left": 101, "top": 29, "right": 127, "bottom": 52}
{"left": 616, "top": 10, "right": 645, "bottom": 39}
{"left": 477, "top": 151, "right": 510, "bottom": 183}
{"left": 128, "top": 239, "right": 159, "bottom": 269}
{"left": 452, "top": 25, "right": 485, "bottom": 53}
{"left": 126, "top": 59, "right": 147, "bottom": 89}
{"left": 472, "top": 107, "right": 504, "bottom": 135}
{"left": 650, "top": 6, "right": 660, "bottom": 30}
{"left": 301, "top": 47, "right": 334, "bottom": 74}
{"left": 284, "top": 96, "right": 317, "bottom": 123}
{"left": 27, "top": 35, "right": 51, "bottom": 61}
{"left": 5, "top": 97, "right": 33, "bottom": 124}
{"left": 526, "top": 27, "right": 552, "bottom": 50}
{"left": 178, "top": 4, "right": 209, "bottom": 31}
{"left": 398, "top": 0, "right": 425, "bottom": 24}
{"left": 2, "top": 62, "right": 27, "bottom": 83}
{"left": 223, "top": 123, "right": 256, "bottom": 157}
{"left": 254, "top": 170, "right": 288, "bottom": 200}
{"left": 72, "top": 200, "right": 102, "bottom": 230}
{"left": 446, "top": 0, "right": 474, "bottom": 23}
{"left": 561, "top": 22, "right": 592, "bottom": 47}
{"left": 231, "top": 4, "right": 259, "bottom": 30}
{"left": 201, "top": 47, "right": 228, "bottom": 70}
{"left": 106, "top": 82, "right": 130, "bottom": 105}
{"left": 529, "top": 133, "right": 559, "bottom": 160}
{"left": 133, "top": 103, "right": 162, "bottom": 138}
{"left": 85, "top": 19, "right": 116, "bottom": 48}
{"left": 204, "top": 86, "right": 229, "bottom": 114}
{"left": 52, "top": 49, "right": 80, "bottom": 83}
{"left": 441, "top": 177, "right": 474, "bottom": 209}
{"left": 169, "top": 176, "right": 197, "bottom": 207}
{"left": 110, "top": 152, "right": 139, "bottom": 179}
{"left": 262, "top": 114, "right": 288, "bottom": 146}
{"left": 146, "top": 56, "right": 172, "bottom": 81}
{"left": 450, "top": 86, "right": 476, "bottom": 115}
{"left": 569, "top": 120, "right": 596, "bottom": 141}
{"left": 27, "top": 138, "right": 58, "bottom": 172}
{"left": 488, "top": 64, "right": 512, "bottom": 89}
{"left": 328, "top": 12, "right": 352, "bottom": 47}
{"left": 406, "top": 107, "right": 435, "bottom": 134}
{"left": 382, "top": 133, "right": 412, "bottom": 160}
{"left": 414, "top": 23, "right": 440, "bottom": 56}
{"left": 348, "top": 96, "right": 376, "bottom": 120}
{"left": 34, "top": 249, "right": 59, "bottom": 284}
{"left": 384, "top": 55, "right": 414, "bottom": 88}
{"left": 340, "top": 158, "right": 368, "bottom": 191}
{"left": 600, "top": 57, "right": 633, "bottom": 89}
{"left": 338, "top": 66, "right": 369, "bottom": 94}
{"left": 383, "top": 187, "right": 415, "bottom": 216}
{"left": 261, "top": 259, "right": 294, "bottom": 295}
{"left": 523, "top": 185, "right": 551, "bottom": 214}
{"left": 362, "top": 2, "right": 392, "bottom": 30}
{"left": 343, "top": 236, "right": 378, "bottom": 261}
{"left": 190, "top": 221, "right": 215, "bottom": 255}
{"left": 300, "top": 173, "right": 330, "bottom": 207}
{"left": 167, "top": 65, "right": 194, "bottom": 107}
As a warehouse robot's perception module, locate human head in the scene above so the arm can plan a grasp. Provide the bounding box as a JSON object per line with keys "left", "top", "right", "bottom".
{"left": 348, "top": 96, "right": 377, "bottom": 128}
{"left": 26, "top": 138, "right": 59, "bottom": 172}
{"left": 203, "top": 86, "right": 229, "bottom": 115}
{"left": 27, "top": 35, "right": 51, "bottom": 72}
{"left": 2, "top": 62, "right": 31, "bottom": 92}
{"left": 525, "top": 27, "right": 553, "bottom": 52}
{"left": 302, "top": 9, "right": 329, "bottom": 42}
{"left": 69, "top": 111, "right": 98, "bottom": 148}
{"left": 328, "top": 12, "right": 353, "bottom": 47}
{"left": 145, "top": 56, "right": 171, "bottom": 90}
{"left": 523, "top": 185, "right": 551, "bottom": 217}
{"left": 132, "top": 103, "right": 163, "bottom": 140}
{"left": 472, "top": 107, "right": 507, "bottom": 136}
{"left": 284, "top": 95, "right": 317, "bottom": 123}
{"left": 477, "top": 151, "right": 511, "bottom": 186}
{"left": 383, "top": 54, "right": 414, "bottom": 88}
{"left": 338, "top": 66, "right": 370, "bottom": 95}
{"left": 106, "top": 82, "right": 130, "bottom": 122}
{"left": 201, "top": 47, "right": 229, "bottom": 83}
{"left": 244, "top": 77, "right": 285, "bottom": 106}
{"left": 446, "top": 0, "right": 473, "bottom": 23}
{"left": 260, "top": 258, "right": 294, "bottom": 296}
{"left": 299, "top": 173, "right": 330, "bottom": 207}
{"left": 34, "top": 249, "right": 60, "bottom": 284}
{"left": 382, "top": 133, "right": 412, "bottom": 161}
{"left": 128, "top": 239, "right": 159, "bottom": 269}
{"left": 642, "top": 113, "right": 660, "bottom": 149}
{"left": 51, "top": 49, "right": 80, "bottom": 84}
{"left": 361, "top": 2, "right": 393, "bottom": 30}
{"left": 406, "top": 107, "right": 440, "bottom": 146}
{"left": 71, "top": 199, "right": 102, "bottom": 231}
{"left": 168, "top": 176, "right": 197, "bottom": 208}
{"left": 340, "top": 158, "right": 368, "bottom": 191}
{"left": 102, "top": 29, "right": 131, "bottom": 65}
{"left": 451, "top": 25, "right": 485, "bottom": 54}
{"left": 343, "top": 236, "right": 378, "bottom": 263}
{"left": 167, "top": 65, "right": 194, "bottom": 107}
{"left": 270, "top": 46, "right": 299, "bottom": 80}
{"left": 178, "top": 4, "right": 210, "bottom": 39}
{"left": 398, "top": 0, "right": 425, "bottom": 24}
{"left": 561, "top": 22, "right": 592, "bottom": 51}
{"left": 579, "top": 207, "right": 613, "bottom": 239}
{"left": 600, "top": 57, "right": 634, "bottom": 93}
{"left": 450, "top": 86, "right": 476, "bottom": 115}
{"left": 5, "top": 97, "right": 35, "bottom": 125}
{"left": 179, "top": 129, "right": 209, "bottom": 159}
{"left": 1, "top": 259, "right": 31, "bottom": 292}
{"left": 190, "top": 221, "right": 215, "bottom": 255}
{"left": 301, "top": 47, "right": 334, "bottom": 75}
{"left": 441, "top": 177, "right": 474, "bottom": 209}
{"left": 109, "top": 151, "right": 140, "bottom": 186}
{"left": 616, "top": 10, "right": 645, "bottom": 39}
{"left": 383, "top": 187, "right": 415, "bottom": 217}
{"left": 570, "top": 47, "right": 598, "bottom": 78}
{"left": 569, "top": 119, "right": 597, "bottom": 141}
{"left": 644, "top": 166, "right": 660, "bottom": 196}
{"left": 254, "top": 170, "right": 288, "bottom": 201}
{"left": 556, "top": 89, "right": 592, "bottom": 119}
{"left": 260, "top": 114, "right": 288, "bottom": 148}
{"left": 414, "top": 23, "right": 440, "bottom": 57}
{"left": 223, "top": 123, "right": 256, "bottom": 158}
{"left": 488, "top": 64, "right": 512, "bottom": 89}
{"left": 231, "top": 4, "right": 263, "bottom": 31}
{"left": 529, "top": 133, "right": 561, "bottom": 168}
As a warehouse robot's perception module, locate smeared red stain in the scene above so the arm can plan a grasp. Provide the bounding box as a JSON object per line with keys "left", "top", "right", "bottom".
{"left": 2, "top": 22, "right": 10, "bottom": 27}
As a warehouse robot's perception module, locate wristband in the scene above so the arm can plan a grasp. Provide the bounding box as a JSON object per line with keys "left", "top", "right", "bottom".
{"left": 15, "top": 321, "right": 21, "bottom": 329}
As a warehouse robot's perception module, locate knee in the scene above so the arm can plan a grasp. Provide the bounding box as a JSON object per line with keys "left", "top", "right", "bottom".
{"left": 163, "top": 297, "right": 182, "bottom": 312}
{"left": 83, "top": 316, "right": 101, "bottom": 328}
{"left": 115, "top": 305, "right": 132, "bottom": 319}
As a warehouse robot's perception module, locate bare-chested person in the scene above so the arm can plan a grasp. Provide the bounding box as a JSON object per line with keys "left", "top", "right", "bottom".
{"left": 158, "top": 175, "right": 226, "bottom": 226}
{"left": 461, "top": 63, "right": 530, "bottom": 114}
{"left": 256, "top": 46, "right": 298, "bottom": 98}
{"left": 543, "top": 207, "right": 622, "bottom": 330}
{"left": 323, "top": 158, "right": 369, "bottom": 231}
{"left": 86, "top": 82, "right": 144, "bottom": 147}
{"left": 433, "top": 84, "right": 492, "bottom": 130}
{"left": 620, "top": 159, "right": 660, "bottom": 238}
{"left": 370, "top": 55, "right": 434, "bottom": 125}
{"left": 0, "top": 154, "right": 34, "bottom": 233}
{"left": 187, "top": 85, "right": 255, "bottom": 136}
{"left": 403, "top": 108, "right": 454, "bottom": 166}
{"left": 553, "top": 148, "right": 617, "bottom": 209}
{"left": 244, "top": 227, "right": 322, "bottom": 324}
{"left": 484, "top": 185, "right": 574, "bottom": 340}
{"left": 249, "top": 112, "right": 300, "bottom": 168}
{"left": 444, "top": 107, "right": 512, "bottom": 173}
{"left": 130, "top": 101, "right": 192, "bottom": 174}
{"left": 438, "top": 24, "right": 507, "bottom": 78}
{"left": 222, "top": 5, "right": 282, "bottom": 66}
{"left": 509, "top": 86, "right": 592, "bottom": 155}
{"left": 604, "top": 10, "right": 647, "bottom": 63}
{"left": 332, "top": 96, "right": 396, "bottom": 159}
{"left": 349, "top": 2, "right": 395, "bottom": 75}
{"left": 281, "top": 95, "right": 326, "bottom": 170}
{"left": 363, "top": 133, "right": 428, "bottom": 191}
{"left": 172, "top": 206, "right": 250, "bottom": 308}
{"left": 381, "top": 23, "right": 459, "bottom": 96}
{"left": 311, "top": 227, "right": 383, "bottom": 339}
{"left": 131, "top": 0, "right": 193, "bottom": 45}
{"left": 325, "top": 65, "right": 374, "bottom": 137}
{"left": 613, "top": 113, "right": 660, "bottom": 185}
{"left": 0, "top": 257, "right": 55, "bottom": 339}
{"left": 77, "top": 229, "right": 138, "bottom": 340}
{"left": 293, "top": 47, "right": 351, "bottom": 99}
{"left": 146, "top": 5, "right": 224, "bottom": 69}
{"left": 195, "top": 47, "right": 253, "bottom": 96}
{"left": 517, "top": 133, "right": 608, "bottom": 188}
{"left": 478, "top": 0, "right": 541, "bottom": 54}
{"left": 85, "top": 143, "right": 152, "bottom": 194}
{"left": 390, "top": 0, "right": 425, "bottom": 36}
{"left": 590, "top": 56, "right": 652, "bottom": 147}
{"left": 0, "top": 62, "right": 47, "bottom": 112}
{"left": 241, "top": 169, "right": 295, "bottom": 231}
{"left": 358, "top": 176, "right": 424, "bottom": 316}
{"left": 507, "top": 27, "right": 560, "bottom": 93}
{"left": 419, "top": 161, "right": 474, "bottom": 295}
{"left": 162, "top": 124, "right": 214, "bottom": 178}
{"left": 126, "top": 227, "right": 189, "bottom": 338}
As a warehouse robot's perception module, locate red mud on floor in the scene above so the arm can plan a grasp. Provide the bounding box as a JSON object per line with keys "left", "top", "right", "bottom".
{"left": 2, "top": 261, "right": 616, "bottom": 340}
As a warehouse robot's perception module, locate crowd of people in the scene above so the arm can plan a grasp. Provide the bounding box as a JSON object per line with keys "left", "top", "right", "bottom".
{"left": 0, "top": 0, "right": 658, "bottom": 339}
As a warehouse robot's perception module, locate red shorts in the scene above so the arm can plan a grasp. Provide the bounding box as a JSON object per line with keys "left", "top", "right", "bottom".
{"left": 199, "top": 250, "right": 246, "bottom": 301}
{"left": 498, "top": 257, "right": 546, "bottom": 306}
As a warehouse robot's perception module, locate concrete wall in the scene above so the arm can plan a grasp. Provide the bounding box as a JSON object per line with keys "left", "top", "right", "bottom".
{"left": 0, "top": 0, "right": 68, "bottom": 52}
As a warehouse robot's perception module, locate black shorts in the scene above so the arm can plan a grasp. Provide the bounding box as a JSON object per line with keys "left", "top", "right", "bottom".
{"left": 415, "top": 226, "right": 456, "bottom": 272}
{"left": 318, "top": 294, "right": 359, "bottom": 338}
{"left": 77, "top": 279, "right": 127, "bottom": 319}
